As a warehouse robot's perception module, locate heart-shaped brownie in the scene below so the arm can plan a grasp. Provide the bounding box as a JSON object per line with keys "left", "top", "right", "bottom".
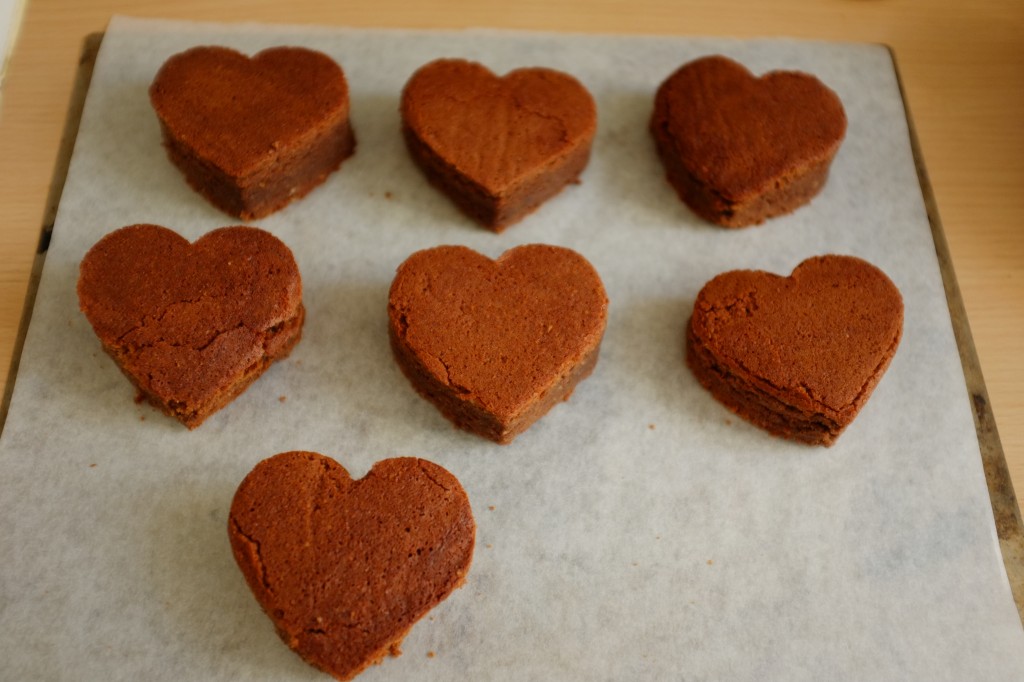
{"left": 651, "top": 55, "right": 847, "bottom": 227}
{"left": 401, "top": 59, "right": 597, "bottom": 231}
{"left": 77, "top": 224, "right": 303, "bottom": 428}
{"left": 388, "top": 244, "right": 608, "bottom": 443}
{"left": 149, "top": 46, "right": 355, "bottom": 220}
{"left": 229, "top": 452, "right": 475, "bottom": 681}
{"left": 686, "top": 255, "right": 903, "bottom": 445}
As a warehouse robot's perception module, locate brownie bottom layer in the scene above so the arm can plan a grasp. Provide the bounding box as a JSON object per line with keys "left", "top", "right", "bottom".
{"left": 402, "top": 124, "right": 591, "bottom": 232}
{"left": 389, "top": 322, "right": 602, "bottom": 444}
{"left": 162, "top": 118, "right": 355, "bottom": 220}
{"left": 650, "top": 120, "right": 834, "bottom": 228}
{"left": 685, "top": 321, "right": 847, "bottom": 446}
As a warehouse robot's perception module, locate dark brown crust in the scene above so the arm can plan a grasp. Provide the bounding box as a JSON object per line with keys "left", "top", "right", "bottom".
{"left": 686, "top": 255, "right": 903, "bottom": 445}
{"left": 77, "top": 224, "right": 304, "bottom": 429}
{"left": 400, "top": 59, "right": 596, "bottom": 232}
{"left": 388, "top": 244, "right": 608, "bottom": 443}
{"left": 159, "top": 116, "right": 355, "bottom": 221}
{"left": 150, "top": 46, "right": 356, "bottom": 220}
{"left": 228, "top": 452, "right": 475, "bottom": 682}
{"left": 650, "top": 55, "right": 846, "bottom": 228}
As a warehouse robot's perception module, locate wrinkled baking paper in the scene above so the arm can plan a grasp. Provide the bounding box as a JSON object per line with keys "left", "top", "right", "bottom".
{"left": 1, "top": 15, "right": 1022, "bottom": 681}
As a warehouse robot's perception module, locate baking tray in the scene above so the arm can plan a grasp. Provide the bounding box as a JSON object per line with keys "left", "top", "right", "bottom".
{"left": 2, "top": 23, "right": 1023, "bottom": 680}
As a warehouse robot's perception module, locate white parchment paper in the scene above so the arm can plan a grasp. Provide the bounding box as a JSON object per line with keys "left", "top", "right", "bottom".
{"left": 1, "top": 15, "right": 1022, "bottom": 681}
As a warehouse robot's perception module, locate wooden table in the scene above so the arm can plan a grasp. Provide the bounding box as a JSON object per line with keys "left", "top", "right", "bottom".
{"left": 2, "top": 0, "right": 1022, "bottom": 512}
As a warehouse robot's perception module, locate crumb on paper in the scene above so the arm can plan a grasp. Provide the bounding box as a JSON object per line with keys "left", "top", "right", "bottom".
{"left": 427, "top": 651, "right": 435, "bottom": 659}
{"left": 488, "top": 505, "right": 495, "bottom": 511}
{"left": 486, "top": 543, "right": 493, "bottom": 549}
{"left": 278, "top": 395, "right": 287, "bottom": 403}
{"left": 385, "top": 191, "right": 394, "bottom": 199}
{"left": 707, "top": 559, "right": 714, "bottom": 566}
{"left": 648, "top": 423, "right": 656, "bottom": 430}
{"left": 89, "top": 463, "right": 97, "bottom": 468}
{"left": 139, "top": 415, "right": 145, "bottom": 422}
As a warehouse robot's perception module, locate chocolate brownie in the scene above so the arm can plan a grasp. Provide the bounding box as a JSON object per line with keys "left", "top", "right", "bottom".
{"left": 388, "top": 244, "right": 608, "bottom": 443}
{"left": 401, "top": 58, "right": 596, "bottom": 231}
{"left": 686, "top": 255, "right": 903, "bottom": 445}
{"left": 651, "top": 55, "right": 847, "bottom": 227}
{"left": 149, "top": 46, "right": 355, "bottom": 220}
{"left": 77, "top": 224, "right": 304, "bottom": 428}
{"left": 229, "top": 452, "right": 475, "bottom": 681}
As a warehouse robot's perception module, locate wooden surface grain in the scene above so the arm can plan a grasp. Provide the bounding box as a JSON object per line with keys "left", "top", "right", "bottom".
{"left": 1, "top": 0, "right": 1022, "bottom": 509}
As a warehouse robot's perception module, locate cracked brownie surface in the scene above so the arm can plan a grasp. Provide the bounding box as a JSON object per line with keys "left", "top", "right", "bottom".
{"left": 686, "top": 255, "right": 903, "bottom": 445}
{"left": 388, "top": 244, "right": 608, "bottom": 443}
{"left": 228, "top": 452, "right": 475, "bottom": 682}
{"left": 77, "top": 224, "right": 303, "bottom": 428}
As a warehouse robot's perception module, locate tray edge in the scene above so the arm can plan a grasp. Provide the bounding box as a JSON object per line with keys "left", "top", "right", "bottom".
{"left": 0, "top": 32, "right": 103, "bottom": 434}
{"left": 886, "top": 45, "right": 1024, "bottom": 625}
